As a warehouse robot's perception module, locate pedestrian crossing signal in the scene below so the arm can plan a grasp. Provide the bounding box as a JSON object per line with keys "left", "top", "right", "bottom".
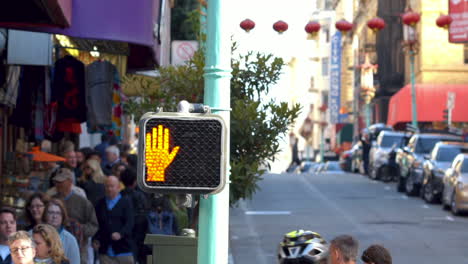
{"left": 137, "top": 112, "right": 227, "bottom": 194}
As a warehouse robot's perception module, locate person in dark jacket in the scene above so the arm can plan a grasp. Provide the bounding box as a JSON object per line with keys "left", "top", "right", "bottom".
{"left": 0, "top": 207, "right": 17, "bottom": 264}
{"left": 120, "top": 168, "right": 148, "bottom": 264}
{"left": 93, "top": 176, "right": 134, "bottom": 264}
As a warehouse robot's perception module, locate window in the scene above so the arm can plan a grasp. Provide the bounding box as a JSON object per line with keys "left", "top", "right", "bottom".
{"left": 462, "top": 159, "right": 468, "bottom": 173}
{"left": 322, "top": 57, "right": 329, "bottom": 76}
{"left": 465, "top": 44, "right": 468, "bottom": 64}
{"left": 323, "top": 27, "right": 330, "bottom": 43}
{"left": 310, "top": 77, "right": 315, "bottom": 91}
{"left": 322, "top": 91, "right": 329, "bottom": 106}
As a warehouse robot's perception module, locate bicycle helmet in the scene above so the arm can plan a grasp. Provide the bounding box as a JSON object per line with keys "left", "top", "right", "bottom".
{"left": 278, "top": 230, "right": 329, "bottom": 264}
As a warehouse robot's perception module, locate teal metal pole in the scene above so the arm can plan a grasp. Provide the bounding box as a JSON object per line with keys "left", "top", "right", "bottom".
{"left": 410, "top": 50, "right": 418, "bottom": 128}
{"left": 198, "top": 0, "right": 231, "bottom": 263}
{"left": 320, "top": 126, "right": 325, "bottom": 162}
{"left": 365, "top": 103, "right": 371, "bottom": 128}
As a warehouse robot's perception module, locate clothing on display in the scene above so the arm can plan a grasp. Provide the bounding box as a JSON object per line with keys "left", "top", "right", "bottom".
{"left": 52, "top": 55, "right": 87, "bottom": 124}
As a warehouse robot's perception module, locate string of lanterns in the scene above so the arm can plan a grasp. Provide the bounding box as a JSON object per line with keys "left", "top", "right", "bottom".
{"left": 239, "top": 11, "right": 453, "bottom": 34}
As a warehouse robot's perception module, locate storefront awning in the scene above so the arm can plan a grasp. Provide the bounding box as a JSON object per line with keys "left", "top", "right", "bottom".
{"left": 387, "top": 84, "right": 468, "bottom": 126}
{"left": 37, "top": 0, "right": 158, "bottom": 47}
{"left": 0, "top": 0, "right": 72, "bottom": 28}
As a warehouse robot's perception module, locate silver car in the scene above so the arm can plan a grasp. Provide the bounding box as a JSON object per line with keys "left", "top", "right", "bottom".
{"left": 442, "top": 153, "right": 468, "bottom": 215}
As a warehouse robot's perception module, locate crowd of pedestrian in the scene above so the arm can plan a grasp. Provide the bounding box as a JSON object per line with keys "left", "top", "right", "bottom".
{"left": 0, "top": 134, "right": 188, "bottom": 264}
{"left": 328, "top": 234, "right": 392, "bottom": 264}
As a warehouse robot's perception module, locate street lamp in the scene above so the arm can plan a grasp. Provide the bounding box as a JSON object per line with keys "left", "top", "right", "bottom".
{"left": 359, "top": 54, "right": 377, "bottom": 128}
{"left": 319, "top": 105, "right": 328, "bottom": 162}
{"left": 360, "top": 17, "right": 385, "bottom": 128}
{"left": 402, "top": 7, "right": 421, "bottom": 129}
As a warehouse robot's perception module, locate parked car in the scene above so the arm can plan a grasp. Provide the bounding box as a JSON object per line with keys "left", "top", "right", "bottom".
{"left": 322, "top": 161, "right": 344, "bottom": 173}
{"left": 299, "top": 160, "right": 317, "bottom": 173}
{"left": 421, "top": 142, "right": 468, "bottom": 203}
{"left": 396, "top": 132, "right": 463, "bottom": 195}
{"left": 442, "top": 153, "right": 468, "bottom": 215}
{"left": 368, "top": 123, "right": 393, "bottom": 142}
{"left": 368, "top": 131, "right": 406, "bottom": 180}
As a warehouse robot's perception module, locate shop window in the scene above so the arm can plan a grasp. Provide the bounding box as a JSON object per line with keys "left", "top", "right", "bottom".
{"left": 322, "top": 57, "right": 329, "bottom": 76}
{"left": 464, "top": 44, "right": 468, "bottom": 64}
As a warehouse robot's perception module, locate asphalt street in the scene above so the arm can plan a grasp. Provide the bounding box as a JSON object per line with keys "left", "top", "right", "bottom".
{"left": 229, "top": 171, "right": 468, "bottom": 264}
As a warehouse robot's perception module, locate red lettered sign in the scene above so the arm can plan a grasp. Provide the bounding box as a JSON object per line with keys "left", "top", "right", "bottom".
{"left": 449, "top": 0, "right": 468, "bottom": 43}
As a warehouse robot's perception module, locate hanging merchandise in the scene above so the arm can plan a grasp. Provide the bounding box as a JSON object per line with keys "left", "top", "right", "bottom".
{"left": 0, "top": 66, "right": 21, "bottom": 107}
{"left": 10, "top": 67, "right": 38, "bottom": 131}
{"left": 86, "top": 60, "right": 115, "bottom": 132}
{"left": 86, "top": 59, "right": 124, "bottom": 139}
{"left": 111, "top": 71, "right": 124, "bottom": 140}
{"left": 52, "top": 55, "right": 86, "bottom": 134}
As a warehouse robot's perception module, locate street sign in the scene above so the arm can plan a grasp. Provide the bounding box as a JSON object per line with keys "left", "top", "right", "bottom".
{"left": 449, "top": 0, "right": 468, "bottom": 43}
{"left": 171, "top": 40, "right": 198, "bottom": 66}
{"left": 137, "top": 112, "right": 227, "bottom": 194}
{"left": 447, "top": 92, "right": 456, "bottom": 110}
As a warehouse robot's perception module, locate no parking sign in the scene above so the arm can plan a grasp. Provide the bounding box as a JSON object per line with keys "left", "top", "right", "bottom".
{"left": 171, "top": 40, "right": 198, "bottom": 66}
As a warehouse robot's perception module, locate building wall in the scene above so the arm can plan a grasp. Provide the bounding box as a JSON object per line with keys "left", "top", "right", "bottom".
{"left": 408, "top": 0, "right": 468, "bottom": 85}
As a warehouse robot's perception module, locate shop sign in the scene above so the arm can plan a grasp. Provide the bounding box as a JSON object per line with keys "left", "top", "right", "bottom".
{"left": 329, "top": 31, "right": 342, "bottom": 124}
{"left": 449, "top": 0, "right": 468, "bottom": 43}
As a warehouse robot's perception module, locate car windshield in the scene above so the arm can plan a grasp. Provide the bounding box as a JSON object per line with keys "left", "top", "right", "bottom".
{"left": 380, "top": 135, "right": 404, "bottom": 148}
{"left": 462, "top": 160, "right": 468, "bottom": 173}
{"left": 436, "top": 147, "right": 462, "bottom": 162}
{"left": 415, "top": 137, "right": 460, "bottom": 154}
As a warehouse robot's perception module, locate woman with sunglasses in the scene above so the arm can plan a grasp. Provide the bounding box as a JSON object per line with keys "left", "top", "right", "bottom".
{"left": 32, "top": 224, "right": 69, "bottom": 264}
{"left": 361, "top": 244, "right": 392, "bottom": 264}
{"left": 77, "top": 159, "right": 105, "bottom": 206}
{"left": 24, "top": 192, "right": 50, "bottom": 230}
{"left": 43, "top": 199, "right": 80, "bottom": 264}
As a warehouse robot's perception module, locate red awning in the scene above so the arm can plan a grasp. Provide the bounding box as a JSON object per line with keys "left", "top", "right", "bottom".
{"left": 387, "top": 84, "right": 468, "bottom": 126}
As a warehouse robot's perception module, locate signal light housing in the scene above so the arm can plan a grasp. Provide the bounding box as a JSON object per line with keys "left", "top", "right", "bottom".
{"left": 137, "top": 112, "right": 228, "bottom": 194}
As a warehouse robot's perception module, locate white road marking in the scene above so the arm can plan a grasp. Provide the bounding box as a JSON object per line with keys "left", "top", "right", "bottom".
{"left": 384, "top": 186, "right": 391, "bottom": 190}
{"left": 245, "top": 211, "right": 291, "bottom": 215}
{"left": 228, "top": 253, "right": 235, "bottom": 264}
{"left": 401, "top": 195, "right": 409, "bottom": 200}
{"left": 231, "top": 235, "right": 239, "bottom": 240}
{"left": 238, "top": 200, "right": 269, "bottom": 264}
{"left": 422, "top": 205, "right": 429, "bottom": 209}
{"left": 446, "top": 216, "right": 455, "bottom": 222}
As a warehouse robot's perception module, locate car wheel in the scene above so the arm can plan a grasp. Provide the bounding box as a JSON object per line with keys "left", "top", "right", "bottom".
{"left": 423, "top": 181, "right": 437, "bottom": 204}
{"left": 380, "top": 166, "right": 388, "bottom": 182}
{"left": 369, "top": 167, "right": 376, "bottom": 180}
{"left": 397, "top": 176, "right": 406, "bottom": 192}
{"left": 451, "top": 192, "right": 460, "bottom": 216}
{"left": 405, "top": 173, "right": 419, "bottom": 196}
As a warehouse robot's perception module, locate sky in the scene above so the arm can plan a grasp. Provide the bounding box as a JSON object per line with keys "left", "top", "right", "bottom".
{"left": 228, "top": 0, "right": 319, "bottom": 172}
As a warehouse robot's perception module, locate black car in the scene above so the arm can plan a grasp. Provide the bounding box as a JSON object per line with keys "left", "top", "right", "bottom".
{"left": 421, "top": 142, "right": 468, "bottom": 203}
{"left": 396, "top": 133, "right": 463, "bottom": 196}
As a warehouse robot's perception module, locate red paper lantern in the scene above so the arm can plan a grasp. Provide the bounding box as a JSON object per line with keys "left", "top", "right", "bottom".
{"left": 367, "top": 17, "right": 386, "bottom": 32}
{"left": 436, "top": 14, "right": 453, "bottom": 29}
{"left": 335, "top": 19, "right": 353, "bottom": 33}
{"left": 240, "top": 19, "right": 255, "bottom": 32}
{"left": 402, "top": 9, "right": 421, "bottom": 27}
{"left": 305, "top": 21, "right": 321, "bottom": 35}
{"left": 273, "top": 20, "right": 288, "bottom": 33}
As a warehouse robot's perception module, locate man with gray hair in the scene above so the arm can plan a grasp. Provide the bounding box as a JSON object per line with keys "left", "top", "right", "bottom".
{"left": 329, "top": 235, "right": 359, "bottom": 264}
{"left": 7, "top": 231, "right": 36, "bottom": 264}
{"left": 103, "top": 145, "right": 120, "bottom": 176}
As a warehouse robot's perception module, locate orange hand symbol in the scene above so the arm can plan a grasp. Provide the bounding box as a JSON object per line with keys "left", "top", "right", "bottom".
{"left": 145, "top": 125, "right": 180, "bottom": 182}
